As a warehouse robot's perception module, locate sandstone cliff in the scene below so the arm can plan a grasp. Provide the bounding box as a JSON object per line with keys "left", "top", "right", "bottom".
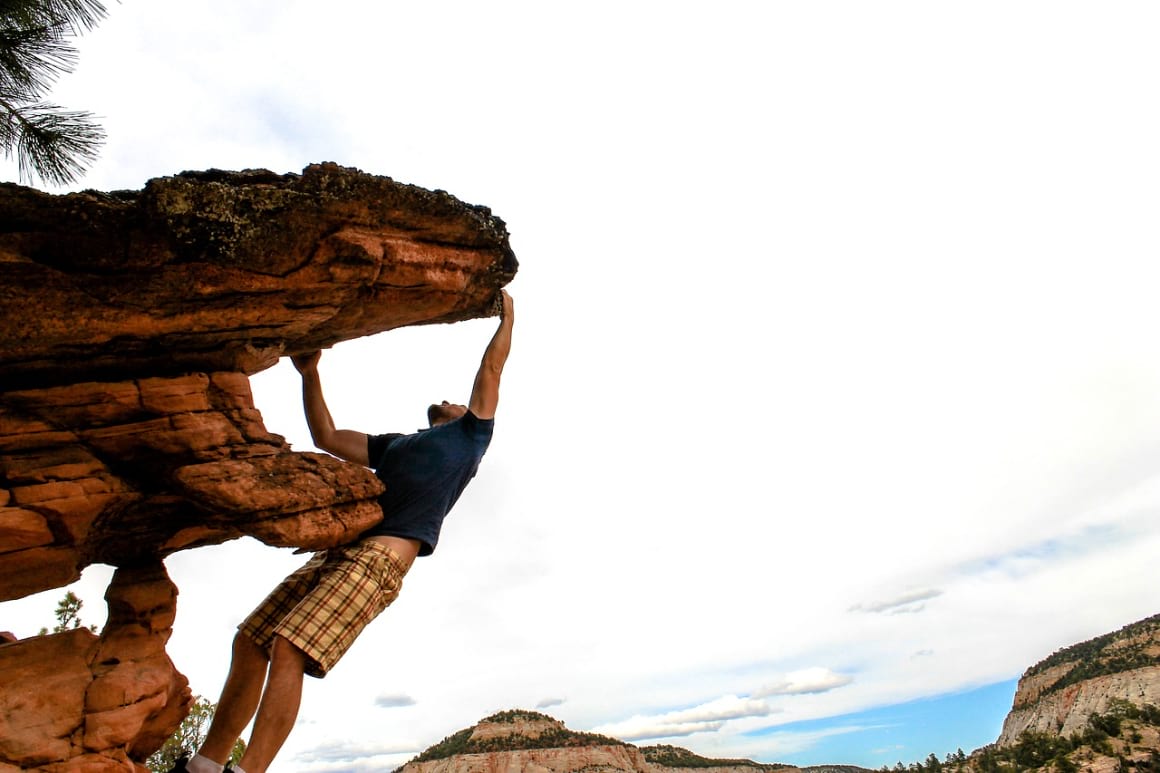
{"left": 0, "top": 163, "right": 516, "bottom": 770}
{"left": 997, "top": 614, "right": 1160, "bottom": 744}
{"left": 938, "top": 613, "right": 1160, "bottom": 773}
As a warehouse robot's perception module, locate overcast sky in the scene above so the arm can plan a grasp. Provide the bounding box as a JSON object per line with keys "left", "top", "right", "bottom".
{"left": 3, "top": 2, "right": 1160, "bottom": 771}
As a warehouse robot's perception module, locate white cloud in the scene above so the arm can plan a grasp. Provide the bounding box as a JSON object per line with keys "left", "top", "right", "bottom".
{"left": 741, "top": 724, "right": 883, "bottom": 759}
{"left": 753, "top": 668, "right": 854, "bottom": 698}
{"left": 374, "top": 693, "right": 416, "bottom": 708}
{"left": 537, "top": 697, "right": 566, "bottom": 709}
{"left": 593, "top": 696, "right": 776, "bottom": 742}
{"left": 850, "top": 589, "right": 944, "bottom": 615}
{"left": 293, "top": 738, "right": 422, "bottom": 770}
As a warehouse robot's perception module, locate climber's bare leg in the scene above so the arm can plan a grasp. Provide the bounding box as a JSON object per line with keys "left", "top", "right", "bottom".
{"left": 237, "top": 635, "right": 307, "bottom": 773}
{"left": 199, "top": 631, "right": 269, "bottom": 763}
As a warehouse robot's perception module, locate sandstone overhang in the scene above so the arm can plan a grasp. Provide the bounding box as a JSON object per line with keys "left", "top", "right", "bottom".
{"left": 0, "top": 163, "right": 516, "bottom": 769}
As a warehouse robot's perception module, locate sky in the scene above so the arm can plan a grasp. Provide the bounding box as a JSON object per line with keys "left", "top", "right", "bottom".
{"left": 3, "top": 2, "right": 1160, "bottom": 771}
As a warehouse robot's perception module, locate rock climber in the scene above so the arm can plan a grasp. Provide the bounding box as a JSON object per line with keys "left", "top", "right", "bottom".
{"left": 171, "top": 290, "right": 514, "bottom": 773}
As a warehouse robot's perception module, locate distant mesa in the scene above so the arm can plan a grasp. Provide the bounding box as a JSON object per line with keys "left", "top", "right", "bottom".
{"left": 396, "top": 709, "right": 803, "bottom": 773}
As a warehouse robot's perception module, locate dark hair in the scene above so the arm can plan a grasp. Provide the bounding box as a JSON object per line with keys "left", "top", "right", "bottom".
{"left": 426, "top": 404, "right": 440, "bottom": 426}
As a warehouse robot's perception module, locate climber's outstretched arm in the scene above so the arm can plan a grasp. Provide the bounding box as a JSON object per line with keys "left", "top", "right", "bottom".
{"left": 468, "top": 290, "right": 514, "bottom": 421}
{"left": 291, "top": 351, "right": 370, "bottom": 466}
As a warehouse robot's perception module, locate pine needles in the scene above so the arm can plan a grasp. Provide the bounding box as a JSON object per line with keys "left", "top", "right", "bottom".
{"left": 0, "top": 0, "right": 107, "bottom": 186}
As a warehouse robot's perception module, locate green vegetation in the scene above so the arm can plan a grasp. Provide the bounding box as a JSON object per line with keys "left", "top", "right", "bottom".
{"left": 641, "top": 743, "right": 791, "bottom": 769}
{"left": 146, "top": 696, "right": 246, "bottom": 773}
{"left": 482, "top": 709, "right": 558, "bottom": 724}
{"left": 1046, "top": 652, "right": 1160, "bottom": 697}
{"left": 1022, "top": 615, "right": 1160, "bottom": 698}
{"left": 411, "top": 728, "right": 474, "bottom": 763}
{"left": 38, "top": 591, "right": 97, "bottom": 635}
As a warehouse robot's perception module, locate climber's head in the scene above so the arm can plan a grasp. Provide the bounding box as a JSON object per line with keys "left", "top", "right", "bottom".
{"left": 427, "top": 400, "right": 467, "bottom": 427}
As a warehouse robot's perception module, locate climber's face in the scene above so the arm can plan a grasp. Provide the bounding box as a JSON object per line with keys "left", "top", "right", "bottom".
{"left": 427, "top": 400, "right": 467, "bottom": 426}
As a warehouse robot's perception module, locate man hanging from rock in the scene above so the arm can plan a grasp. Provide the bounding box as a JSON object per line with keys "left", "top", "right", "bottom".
{"left": 172, "top": 290, "right": 514, "bottom": 773}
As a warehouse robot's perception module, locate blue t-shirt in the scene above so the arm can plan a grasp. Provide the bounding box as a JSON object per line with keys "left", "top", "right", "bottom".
{"left": 361, "top": 411, "right": 493, "bottom": 556}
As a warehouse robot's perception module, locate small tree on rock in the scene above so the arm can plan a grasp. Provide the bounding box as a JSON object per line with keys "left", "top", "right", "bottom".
{"left": 38, "top": 590, "right": 98, "bottom": 634}
{"left": 146, "top": 696, "right": 246, "bottom": 773}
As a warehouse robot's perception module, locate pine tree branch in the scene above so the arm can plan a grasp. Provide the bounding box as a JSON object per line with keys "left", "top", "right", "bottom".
{"left": 0, "top": 0, "right": 111, "bottom": 185}
{"left": 0, "top": 96, "right": 103, "bottom": 184}
{"left": 0, "top": 24, "right": 80, "bottom": 96}
{"left": 0, "top": 0, "right": 107, "bottom": 34}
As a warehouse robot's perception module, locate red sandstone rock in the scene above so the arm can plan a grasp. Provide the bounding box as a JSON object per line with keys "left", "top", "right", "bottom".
{"left": 0, "top": 163, "right": 516, "bottom": 388}
{"left": 0, "top": 372, "right": 386, "bottom": 601}
{"left": 0, "top": 564, "right": 189, "bottom": 769}
{"left": 0, "top": 628, "right": 97, "bottom": 765}
{"left": 0, "top": 164, "right": 516, "bottom": 769}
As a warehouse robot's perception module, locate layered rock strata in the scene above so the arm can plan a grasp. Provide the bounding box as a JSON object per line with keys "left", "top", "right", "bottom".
{"left": 404, "top": 744, "right": 655, "bottom": 773}
{"left": 0, "top": 163, "right": 516, "bottom": 769}
{"left": 0, "top": 372, "right": 385, "bottom": 601}
{"left": 998, "top": 666, "right": 1160, "bottom": 744}
{"left": 1, "top": 163, "right": 517, "bottom": 387}
{"left": 997, "top": 615, "right": 1160, "bottom": 744}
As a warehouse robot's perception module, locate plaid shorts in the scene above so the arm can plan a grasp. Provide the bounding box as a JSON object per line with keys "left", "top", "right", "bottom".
{"left": 239, "top": 540, "right": 408, "bottom": 678}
